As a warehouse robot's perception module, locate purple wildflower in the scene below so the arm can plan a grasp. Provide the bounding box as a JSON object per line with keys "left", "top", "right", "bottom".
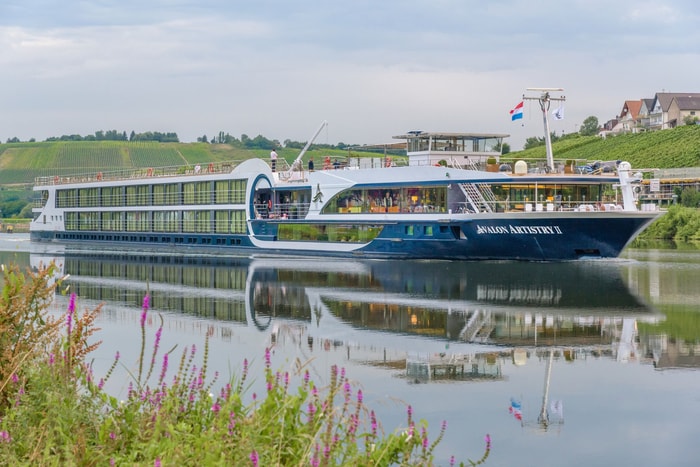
{"left": 140, "top": 294, "right": 150, "bottom": 328}
{"left": 357, "top": 389, "right": 363, "bottom": 404}
{"left": 159, "top": 353, "right": 169, "bottom": 383}
{"left": 249, "top": 450, "right": 259, "bottom": 467}
{"left": 154, "top": 458, "right": 161, "bottom": 467}
{"left": 66, "top": 293, "right": 76, "bottom": 333}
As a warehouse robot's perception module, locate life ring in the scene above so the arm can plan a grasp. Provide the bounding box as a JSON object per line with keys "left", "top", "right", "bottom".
{"left": 146, "top": 168, "right": 154, "bottom": 177}
{"left": 96, "top": 172, "right": 103, "bottom": 181}
{"left": 208, "top": 163, "right": 215, "bottom": 173}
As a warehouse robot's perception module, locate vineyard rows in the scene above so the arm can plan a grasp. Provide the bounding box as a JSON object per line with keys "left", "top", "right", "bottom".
{"left": 1, "top": 126, "right": 699, "bottom": 185}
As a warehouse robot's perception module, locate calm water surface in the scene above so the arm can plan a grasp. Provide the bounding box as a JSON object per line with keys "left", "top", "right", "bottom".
{"left": 2, "top": 234, "right": 699, "bottom": 467}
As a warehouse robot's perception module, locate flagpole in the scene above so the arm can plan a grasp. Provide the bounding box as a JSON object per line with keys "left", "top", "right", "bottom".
{"left": 538, "top": 348, "right": 554, "bottom": 427}
{"left": 524, "top": 88, "right": 566, "bottom": 172}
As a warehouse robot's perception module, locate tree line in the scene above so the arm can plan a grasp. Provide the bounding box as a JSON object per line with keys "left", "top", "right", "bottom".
{"left": 5, "top": 130, "right": 180, "bottom": 144}
{"left": 6, "top": 129, "right": 358, "bottom": 151}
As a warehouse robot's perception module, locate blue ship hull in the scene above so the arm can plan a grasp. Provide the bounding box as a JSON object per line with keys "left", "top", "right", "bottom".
{"left": 30, "top": 214, "right": 655, "bottom": 261}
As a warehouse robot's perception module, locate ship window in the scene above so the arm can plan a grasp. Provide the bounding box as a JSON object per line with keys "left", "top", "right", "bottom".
{"left": 126, "top": 185, "right": 150, "bottom": 206}
{"left": 424, "top": 225, "right": 433, "bottom": 236}
{"left": 214, "top": 211, "right": 229, "bottom": 233}
{"left": 101, "top": 211, "right": 123, "bottom": 231}
{"left": 57, "top": 189, "right": 78, "bottom": 208}
{"left": 230, "top": 210, "right": 246, "bottom": 233}
{"left": 154, "top": 211, "right": 179, "bottom": 232}
{"left": 126, "top": 211, "right": 150, "bottom": 232}
{"left": 183, "top": 210, "right": 210, "bottom": 232}
{"left": 79, "top": 187, "right": 99, "bottom": 207}
{"left": 101, "top": 186, "right": 123, "bottom": 207}
{"left": 277, "top": 223, "right": 381, "bottom": 242}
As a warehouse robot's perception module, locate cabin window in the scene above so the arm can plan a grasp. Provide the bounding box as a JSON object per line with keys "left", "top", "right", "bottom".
{"left": 183, "top": 210, "right": 210, "bottom": 233}
{"left": 101, "top": 211, "right": 123, "bottom": 231}
{"left": 153, "top": 211, "right": 179, "bottom": 232}
{"left": 231, "top": 210, "right": 246, "bottom": 233}
{"left": 78, "top": 212, "right": 99, "bottom": 231}
{"left": 126, "top": 185, "right": 150, "bottom": 206}
{"left": 78, "top": 187, "right": 99, "bottom": 207}
{"left": 214, "top": 179, "right": 247, "bottom": 204}
{"left": 126, "top": 211, "right": 150, "bottom": 232}
{"left": 56, "top": 189, "right": 78, "bottom": 208}
{"left": 101, "top": 186, "right": 123, "bottom": 207}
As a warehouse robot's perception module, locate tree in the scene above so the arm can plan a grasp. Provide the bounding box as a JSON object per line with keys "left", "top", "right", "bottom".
{"left": 579, "top": 116, "right": 599, "bottom": 136}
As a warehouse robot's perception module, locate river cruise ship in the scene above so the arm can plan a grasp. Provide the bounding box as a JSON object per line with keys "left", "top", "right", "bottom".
{"left": 31, "top": 118, "right": 661, "bottom": 261}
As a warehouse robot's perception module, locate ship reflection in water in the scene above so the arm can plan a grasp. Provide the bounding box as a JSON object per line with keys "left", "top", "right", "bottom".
{"left": 32, "top": 248, "right": 660, "bottom": 386}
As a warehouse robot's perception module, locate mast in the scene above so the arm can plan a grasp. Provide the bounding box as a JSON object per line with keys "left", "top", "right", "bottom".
{"left": 289, "top": 120, "right": 328, "bottom": 172}
{"left": 523, "top": 88, "right": 565, "bottom": 172}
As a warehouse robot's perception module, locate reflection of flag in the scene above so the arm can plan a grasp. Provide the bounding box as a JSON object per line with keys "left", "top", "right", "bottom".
{"left": 509, "top": 398, "right": 523, "bottom": 421}
{"left": 550, "top": 400, "right": 564, "bottom": 418}
{"left": 510, "top": 101, "right": 524, "bottom": 121}
{"left": 552, "top": 105, "right": 564, "bottom": 120}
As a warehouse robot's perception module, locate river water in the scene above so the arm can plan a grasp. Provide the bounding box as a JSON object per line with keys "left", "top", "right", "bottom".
{"left": 2, "top": 234, "right": 699, "bottom": 466}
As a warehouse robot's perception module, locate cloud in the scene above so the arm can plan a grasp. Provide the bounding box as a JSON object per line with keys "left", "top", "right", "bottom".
{"left": 1, "top": 1, "right": 699, "bottom": 148}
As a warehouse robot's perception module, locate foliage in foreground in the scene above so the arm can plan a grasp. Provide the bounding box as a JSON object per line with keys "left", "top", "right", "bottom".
{"left": 0, "top": 263, "right": 491, "bottom": 466}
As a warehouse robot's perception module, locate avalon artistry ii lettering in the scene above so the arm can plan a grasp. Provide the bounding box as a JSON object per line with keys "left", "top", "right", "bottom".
{"left": 476, "top": 225, "right": 563, "bottom": 235}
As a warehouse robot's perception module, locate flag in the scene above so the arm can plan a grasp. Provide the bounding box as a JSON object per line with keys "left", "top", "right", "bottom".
{"left": 509, "top": 398, "right": 523, "bottom": 421}
{"left": 552, "top": 104, "right": 564, "bottom": 120}
{"left": 510, "top": 101, "right": 524, "bottom": 121}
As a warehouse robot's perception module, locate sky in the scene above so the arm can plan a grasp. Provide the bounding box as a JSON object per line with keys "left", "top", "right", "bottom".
{"left": 1, "top": 1, "right": 699, "bottom": 151}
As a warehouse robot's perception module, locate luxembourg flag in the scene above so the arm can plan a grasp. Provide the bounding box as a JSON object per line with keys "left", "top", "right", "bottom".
{"left": 510, "top": 101, "right": 524, "bottom": 121}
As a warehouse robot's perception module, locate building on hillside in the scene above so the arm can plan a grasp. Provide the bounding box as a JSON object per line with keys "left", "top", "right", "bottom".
{"left": 605, "top": 93, "right": 700, "bottom": 135}
{"left": 650, "top": 92, "right": 700, "bottom": 129}
{"left": 614, "top": 100, "right": 643, "bottom": 133}
{"left": 636, "top": 98, "right": 656, "bottom": 129}
{"left": 667, "top": 95, "right": 700, "bottom": 126}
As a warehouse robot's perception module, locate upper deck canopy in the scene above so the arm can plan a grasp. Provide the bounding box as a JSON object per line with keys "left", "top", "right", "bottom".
{"left": 392, "top": 131, "right": 510, "bottom": 166}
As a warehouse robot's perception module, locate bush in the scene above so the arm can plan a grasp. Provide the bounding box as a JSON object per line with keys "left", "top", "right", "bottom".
{"left": 0, "top": 264, "right": 491, "bottom": 466}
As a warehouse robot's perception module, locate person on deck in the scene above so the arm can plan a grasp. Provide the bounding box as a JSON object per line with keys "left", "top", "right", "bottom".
{"left": 270, "top": 149, "right": 278, "bottom": 172}
{"left": 308, "top": 158, "right": 314, "bottom": 172}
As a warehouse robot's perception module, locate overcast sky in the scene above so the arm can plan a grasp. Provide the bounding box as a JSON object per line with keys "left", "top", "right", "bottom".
{"left": 1, "top": 1, "right": 698, "bottom": 150}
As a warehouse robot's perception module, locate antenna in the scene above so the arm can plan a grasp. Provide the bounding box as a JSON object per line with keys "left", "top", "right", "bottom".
{"left": 523, "top": 88, "right": 566, "bottom": 171}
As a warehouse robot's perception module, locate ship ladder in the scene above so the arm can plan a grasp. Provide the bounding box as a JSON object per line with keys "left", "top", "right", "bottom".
{"left": 460, "top": 183, "right": 496, "bottom": 213}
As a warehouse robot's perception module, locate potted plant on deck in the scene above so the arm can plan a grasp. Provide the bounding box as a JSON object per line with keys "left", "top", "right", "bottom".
{"left": 486, "top": 157, "right": 499, "bottom": 172}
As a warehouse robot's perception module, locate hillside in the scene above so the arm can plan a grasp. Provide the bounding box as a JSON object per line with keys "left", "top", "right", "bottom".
{"left": 0, "top": 141, "right": 350, "bottom": 187}
{"left": 507, "top": 124, "right": 700, "bottom": 169}
{"left": 1, "top": 125, "right": 700, "bottom": 186}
